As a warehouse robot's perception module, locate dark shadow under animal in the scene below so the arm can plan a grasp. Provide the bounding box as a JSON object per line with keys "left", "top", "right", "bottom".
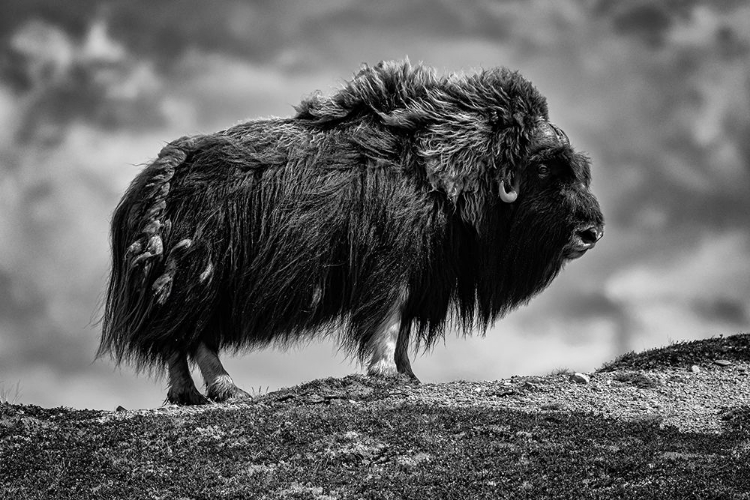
{"left": 99, "top": 60, "right": 604, "bottom": 405}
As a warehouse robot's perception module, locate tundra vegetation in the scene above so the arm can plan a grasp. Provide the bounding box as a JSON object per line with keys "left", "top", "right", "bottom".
{"left": 2, "top": 333, "right": 749, "bottom": 498}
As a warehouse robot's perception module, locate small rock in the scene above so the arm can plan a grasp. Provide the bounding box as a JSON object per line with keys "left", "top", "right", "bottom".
{"left": 690, "top": 365, "right": 700, "bottom": 373}
{"left": 306, "top": 393, "right": 325, "bottom": 404}
{"left": 713, "top": 359, "right": 732, "bottom": 367}
{"left": 541, "top": 402, "right": 563, "bottom": 411}
{"left": 570, "top": 372, "right": 590, "bottom": 384}
{"left": 115, "top": 405, "right": 127, "bottom": 412}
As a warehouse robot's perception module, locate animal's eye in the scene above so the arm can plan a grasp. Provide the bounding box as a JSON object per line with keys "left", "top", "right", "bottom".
{"left": 537, "top": 164, "right": 550, "bottom": 178}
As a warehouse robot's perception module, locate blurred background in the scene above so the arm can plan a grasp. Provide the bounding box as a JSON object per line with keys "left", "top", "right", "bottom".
{"left": 0, "top": 0, "right": 748, "bottom": 410}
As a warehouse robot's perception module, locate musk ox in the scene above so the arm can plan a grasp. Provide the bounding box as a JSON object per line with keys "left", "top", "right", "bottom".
{"left": 99, "top": 60, "right": 604, "bottom": 405}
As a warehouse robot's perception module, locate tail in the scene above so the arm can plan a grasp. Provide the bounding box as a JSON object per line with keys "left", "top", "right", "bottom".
{"left": 99, "top": 136, "right": 195, "bottom": 369}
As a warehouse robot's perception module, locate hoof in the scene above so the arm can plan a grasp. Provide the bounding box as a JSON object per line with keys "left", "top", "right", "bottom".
{"left": 367, "top": 369, "right": 420, "bottom": 384}
{"left": 390, "top": 372, "right": 420, "bottom": 384}
{"left": 206, "top": 376, "right": 252, "bottom": 403}
{"left": 366, "top": 366, "right": 399, "bottom": 378}
{"left": 166, "top": 386, "right": 209, "bottom": 406}
{"left": 397, "top": 368, "right": 421, "bottom": 384}
{"left": 400, "top": 372, "right": 421, "bottom": 384}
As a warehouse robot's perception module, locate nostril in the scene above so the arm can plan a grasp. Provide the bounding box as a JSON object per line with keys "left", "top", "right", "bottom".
{"left": 578, "top": 227, "right": 601, "bottom": 246}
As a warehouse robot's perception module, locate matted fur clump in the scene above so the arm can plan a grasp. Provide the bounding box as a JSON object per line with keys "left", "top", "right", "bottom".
{"left": 100, "top": 60, "right": 604, "bottom": 405}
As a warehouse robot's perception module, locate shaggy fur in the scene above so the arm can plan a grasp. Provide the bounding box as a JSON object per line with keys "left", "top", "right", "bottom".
{"left": 99, "top": 60, "right": 603, "bottom": 403}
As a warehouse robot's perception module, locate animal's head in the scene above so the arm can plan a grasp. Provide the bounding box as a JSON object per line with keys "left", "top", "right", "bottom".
{"left": 392, "top": 64, "right": 603, "bottom": 264}
{"left": 296, "top": 60, "right": 604, "bottom": 268}
{"left": 481, "top": 115, "right": 605, "bottom": 310}
{"left": 503, "top": 119, "right": 604, "bottom": 264}
{"left": 371, "top": 61, "right": 604, "bottom": 302}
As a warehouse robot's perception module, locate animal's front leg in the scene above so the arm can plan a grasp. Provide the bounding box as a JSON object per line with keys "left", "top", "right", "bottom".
{"left": 366, "top": 303, "right": 420, "bottom": 382}
{"left": 366, "top": 315, "right": 400, "bottom": 377}
{"left": 195, "top": 342, "right": 251, "bottom": 402}
{"left": 395, "top": 324, "right": 419, "bottom": 382}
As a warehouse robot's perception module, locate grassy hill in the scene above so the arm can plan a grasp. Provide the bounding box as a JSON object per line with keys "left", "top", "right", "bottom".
{"left": 2, "top": 333, "right": 749, "bottom": 499}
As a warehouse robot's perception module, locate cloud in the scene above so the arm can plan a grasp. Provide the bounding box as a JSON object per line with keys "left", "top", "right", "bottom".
{"left": 606, "top": 231, "right": 750, "bottom": 303}
{"left": 1, "top": 1, "right": 749, "bottom": 409}
{"left": 605, "top": 231, "right": 750, "bottom": 345}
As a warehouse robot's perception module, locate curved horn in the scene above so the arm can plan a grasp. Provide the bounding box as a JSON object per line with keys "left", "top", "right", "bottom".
{"left": 535, "top": 119, "right": 569, "bottom": 147}
{"left": 499, "top": 170, "right": 519, "bottom": 204}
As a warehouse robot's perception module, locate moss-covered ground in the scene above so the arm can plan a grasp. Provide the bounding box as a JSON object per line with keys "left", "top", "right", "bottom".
{"left": 2, "top": 334, "right": 749, "bottom": 499}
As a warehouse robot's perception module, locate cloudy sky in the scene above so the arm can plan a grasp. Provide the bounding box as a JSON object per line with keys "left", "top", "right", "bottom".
{"left": 1, "top": 0, "right": 748, "bottom": 410}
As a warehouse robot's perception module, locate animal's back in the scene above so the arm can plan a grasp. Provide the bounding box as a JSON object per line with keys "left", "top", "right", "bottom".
{"left": 101, "top": 116, "right": 439, "bottom": 369}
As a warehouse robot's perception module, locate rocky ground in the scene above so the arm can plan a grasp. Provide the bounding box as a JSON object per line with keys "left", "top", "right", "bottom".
{"left": 1, "top": 333, "right": 749, "bottom": 499}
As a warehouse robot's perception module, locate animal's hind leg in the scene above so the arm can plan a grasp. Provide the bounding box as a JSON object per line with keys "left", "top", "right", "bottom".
{"left": 195, "top": 343, "right": 251, "bottom": 402}
{"left": 166, "top": 352, "right": 209, "bottom": 405}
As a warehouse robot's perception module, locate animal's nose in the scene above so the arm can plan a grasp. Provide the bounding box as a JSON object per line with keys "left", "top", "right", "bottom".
{"left": 577, "top": 226, "right": 603, "bottom": 247}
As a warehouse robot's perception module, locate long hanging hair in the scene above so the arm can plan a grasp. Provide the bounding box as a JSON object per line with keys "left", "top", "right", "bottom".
{"left": 99, "top": 60, "right": 582, "bottom": 372}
